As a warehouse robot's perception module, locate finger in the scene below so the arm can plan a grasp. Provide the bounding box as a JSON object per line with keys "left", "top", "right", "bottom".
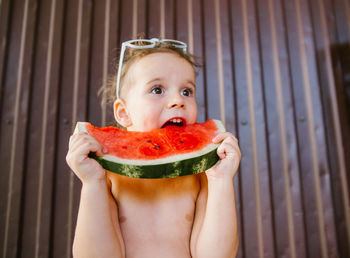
{"left": 73, "top": 141, "right": 103, "bottom": 158}
{"left": 217, "top": 142, "right": 231, "bottom": 159}
{"left": 95, "top": 144, "right": 108, "bottom": 156}
{"left": 84, "top": 137, "right": 107, "bottom": 156}
{"left": 70, "top": 134, "right": 91, "bottom": 153}
{"left": 214, "top": 136, "right": 239, "bottom": 153}
{"left": 71, "top": 135, "right": 107, "bottom": 156}
{"left": 69, "top": 132, "right": 89, "bottom": 149}
{"left": 87, "top": 142, "right": 106, "bottom": 156}
{"left": 212, "top": 132, "right": 238, "bottom": 144}
{"left": 217, "top": 140, "right": 241, "bottom": 160}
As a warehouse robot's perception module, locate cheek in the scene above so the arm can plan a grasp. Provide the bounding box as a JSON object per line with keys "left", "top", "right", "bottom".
{"left": 189, "top": 101, "right": 198, "bottom": 118}
{"left": 133, "top": 104, "right": 161, "bottom": 123}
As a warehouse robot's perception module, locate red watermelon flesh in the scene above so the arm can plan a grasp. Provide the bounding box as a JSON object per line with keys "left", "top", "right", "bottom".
{"left": 85, "top": 119, "right": 219, "bottom": 160}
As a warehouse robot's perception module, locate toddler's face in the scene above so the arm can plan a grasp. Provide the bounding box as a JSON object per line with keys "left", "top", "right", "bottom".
{"left": 115, "top": 52, "right": 197, "bottom": 132}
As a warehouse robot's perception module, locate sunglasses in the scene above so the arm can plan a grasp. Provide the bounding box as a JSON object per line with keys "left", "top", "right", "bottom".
{"left": 115, "top": 38, "right": 187, "bottom": 98}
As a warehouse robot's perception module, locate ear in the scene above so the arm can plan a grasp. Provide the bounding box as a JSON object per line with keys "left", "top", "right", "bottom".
{"left": 114, "top": 99, "right": 133, "bottom": 127}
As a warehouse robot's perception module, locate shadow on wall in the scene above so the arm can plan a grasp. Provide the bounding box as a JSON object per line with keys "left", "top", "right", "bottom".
{"left": 331, "top": 42, "right": 350, "bottom": 124}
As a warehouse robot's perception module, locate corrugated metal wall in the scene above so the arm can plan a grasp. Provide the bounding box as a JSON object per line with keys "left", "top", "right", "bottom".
{"left": 0, "top": 0, "right": 349, "bottom": 257}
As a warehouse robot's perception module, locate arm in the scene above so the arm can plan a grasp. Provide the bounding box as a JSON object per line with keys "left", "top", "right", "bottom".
{"left": 191, "top": 133, "right": 241, "bottom": 258}
{"left": 66, "top": 133, "right": 125, "bottom": 258}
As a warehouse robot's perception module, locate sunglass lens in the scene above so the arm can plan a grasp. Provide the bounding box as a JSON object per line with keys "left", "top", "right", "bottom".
{"left": 164, "top": 40, "right": 185, "bottom": 47}
{"left": 130, "top": 40, "right": 153, "bottom": 46}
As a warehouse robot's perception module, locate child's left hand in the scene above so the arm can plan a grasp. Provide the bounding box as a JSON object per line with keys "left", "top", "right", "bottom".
{"left": 205, "top": 132, "right": 241, "bottom": 180}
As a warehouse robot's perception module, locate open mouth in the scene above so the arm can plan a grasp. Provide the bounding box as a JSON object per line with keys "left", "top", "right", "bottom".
{"left": 161, "top": 118, "right": 186, "bottom": 128}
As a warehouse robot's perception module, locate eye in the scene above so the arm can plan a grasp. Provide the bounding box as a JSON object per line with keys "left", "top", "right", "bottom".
{"left": 181, "top": 88, "right": 194, "bottom": 97}
{"left": 151, "top": 86, "right": 164, "bottom": 95}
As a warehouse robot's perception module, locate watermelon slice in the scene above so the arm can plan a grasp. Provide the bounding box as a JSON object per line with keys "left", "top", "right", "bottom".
{"left": 74, "top": 119, "right": 225, "bottom": 179}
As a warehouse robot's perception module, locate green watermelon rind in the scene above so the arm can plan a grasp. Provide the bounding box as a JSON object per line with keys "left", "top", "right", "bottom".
{"left": 76, "top": 120, "right": 225, "bottom": 179}
{"left": 88, "top": 148, "right": 219, "bottom": 178}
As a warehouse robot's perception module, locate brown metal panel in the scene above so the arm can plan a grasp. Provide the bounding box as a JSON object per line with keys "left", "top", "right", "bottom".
{"left": 99, "top": 0, "right": 113, "bottom": 126}
{"left": 0, "top": 0, "right": 11, "bottom": 103}
{"left": 283, "top": 0, "right": 339, "bottom": 256}
{"left": 192, "top": 0, "right": 207, "bottom": 123}
{"left": 333, "top": 0, "right": 350, "bottom": 189}
{"left": 177, "top": 0, "right": 204, "bottom": 117}
{"left": 309, "top": 0, "right": 350, "bottom": 256}
{"left": 256, "top": 0, "right": 308, "bottom": 257}
{"left": 119, "top": 0, "right": 134, "bottom": 43}
{"left": 51, "top": 0, "right": 76, "bottom": 255}
{"left": 0, "top": 6, "right": 11, "bottom": 238}
{"left": 147, "top": 0, "right": 161, "bottom": 38}
{"left": 164, "top": 0, "right": 175, "bottom": 39}
{"left": 19, "top": 0, "right": 64, "bottom": 257}
{"left": 69, "top": 2, "right": 94, "bottom": 256}
{"left": 231, "top": 0, "right": 276, "bottom": 257}
{"left": 106, "top": 0, "right": 121, "bottom": 125}
{"left": 88, "top": 0, "right": 120, "bottom": 127}
{"left": 333, "top": 1, "right": 350, "bottom": 178}
{"left": 88, "top": 0, "right": 113, "bottom": 127}
{"left": 0, "top": 0, "right": 38, "bottom": 257}
{"left": 333, "top": 0, "right": 350, "bottom": 200}
{"left": 231, "top": 0, "right": 259, "bottom": 256}
{"left": 330, "top": 1, "right": 350, "bottom": 257}
{"left": 36, "top": 0, "right": 65, "bottom": 255}
{"left": 51, "top": 0, "right": 92, "bottom": 257}
{"left": 1, "top": 0, "right": 349, "bottom": 257}
{"left": 202, "top": 0, "right": 221, "bottom": 122}
{"left": 135, "top": 0, "right": 147, "bottom": 38}
{"left": 218, "top": 0, "right": 236, "bottom": 134}
{"left": 217, "top": 1, "right": 244, "bottom": 257}
{"left": 331, "top": 1, "right": 350, "bottom": 257}
{"left": 175, "top": 0, "right": 189, "bottom": 44}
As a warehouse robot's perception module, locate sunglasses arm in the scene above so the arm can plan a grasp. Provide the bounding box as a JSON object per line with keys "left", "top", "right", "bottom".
{"left": 115, "top": 44, "right": 127, "bottom": 98}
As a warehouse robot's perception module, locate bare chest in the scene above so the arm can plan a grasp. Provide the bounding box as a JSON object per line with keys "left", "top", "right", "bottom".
{"left": 107, "top": 173, "right": 201, "bottom": 256}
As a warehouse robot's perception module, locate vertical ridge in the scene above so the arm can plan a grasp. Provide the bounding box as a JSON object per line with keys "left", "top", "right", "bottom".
{"left": 200, "top": 0, "right": 208, "bottom": 120}
{"left": 187, "top": 0, "right": 193, "bottom": 53}
{"left": 67, "top": 0, "right": 83, "bottom": 256}
{"left": 293, "top": 0, "right": 327, "bottom": 256}
{"left": 214, "top": 0, "right": 225, "bottom": 125}
{"left": 35, "top": 0, "right": 56, "bottom": 257}
{"left": 268, "top": 0, "right": 296, "bottom": 257}
{"left": 160, "top": 0, "right": 165, "bottom": 38}
{"left": 132, "top": 0, "right": 137, "bottom": 39}
{"left": 317, "top": 0, "right": 350, "bottom": 252}
{"left": 3, "top": 0, "right": 29, "bottom": 256}
{"left": 102, "top": 0, "right": 110, "bottom": 126}
{"left": 344, "top": 0, "right": 350, "bottom": 36}
{"left": 241, "top": 0, "right": 264, "bottom": 256}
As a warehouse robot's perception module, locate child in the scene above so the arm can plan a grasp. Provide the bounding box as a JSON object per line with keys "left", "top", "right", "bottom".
{"left": 66, "top": 38, "right": 241, "bottom": 258}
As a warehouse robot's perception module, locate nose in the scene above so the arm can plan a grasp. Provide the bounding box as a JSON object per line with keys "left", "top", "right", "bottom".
{"left": 167, "top": 93, "right": 185, "bottom": 109}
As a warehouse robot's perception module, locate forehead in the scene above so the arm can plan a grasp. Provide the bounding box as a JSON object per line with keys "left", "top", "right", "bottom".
{"left": 127, "top": 52, "right": 195, "bottom": 81}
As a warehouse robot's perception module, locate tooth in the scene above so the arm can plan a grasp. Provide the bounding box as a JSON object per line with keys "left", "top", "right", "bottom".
{"left": 177, "top": 119, "right": 181, "bottom": 123}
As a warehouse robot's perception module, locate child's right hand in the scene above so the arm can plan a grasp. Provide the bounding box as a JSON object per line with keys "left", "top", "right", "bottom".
{"left": 66, "top": 132, "right": 107, "bottom": 183}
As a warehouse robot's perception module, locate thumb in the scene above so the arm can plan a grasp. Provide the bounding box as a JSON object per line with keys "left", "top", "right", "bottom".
{"left": 95, "top": 146, "right": 108, "bottom": 156}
